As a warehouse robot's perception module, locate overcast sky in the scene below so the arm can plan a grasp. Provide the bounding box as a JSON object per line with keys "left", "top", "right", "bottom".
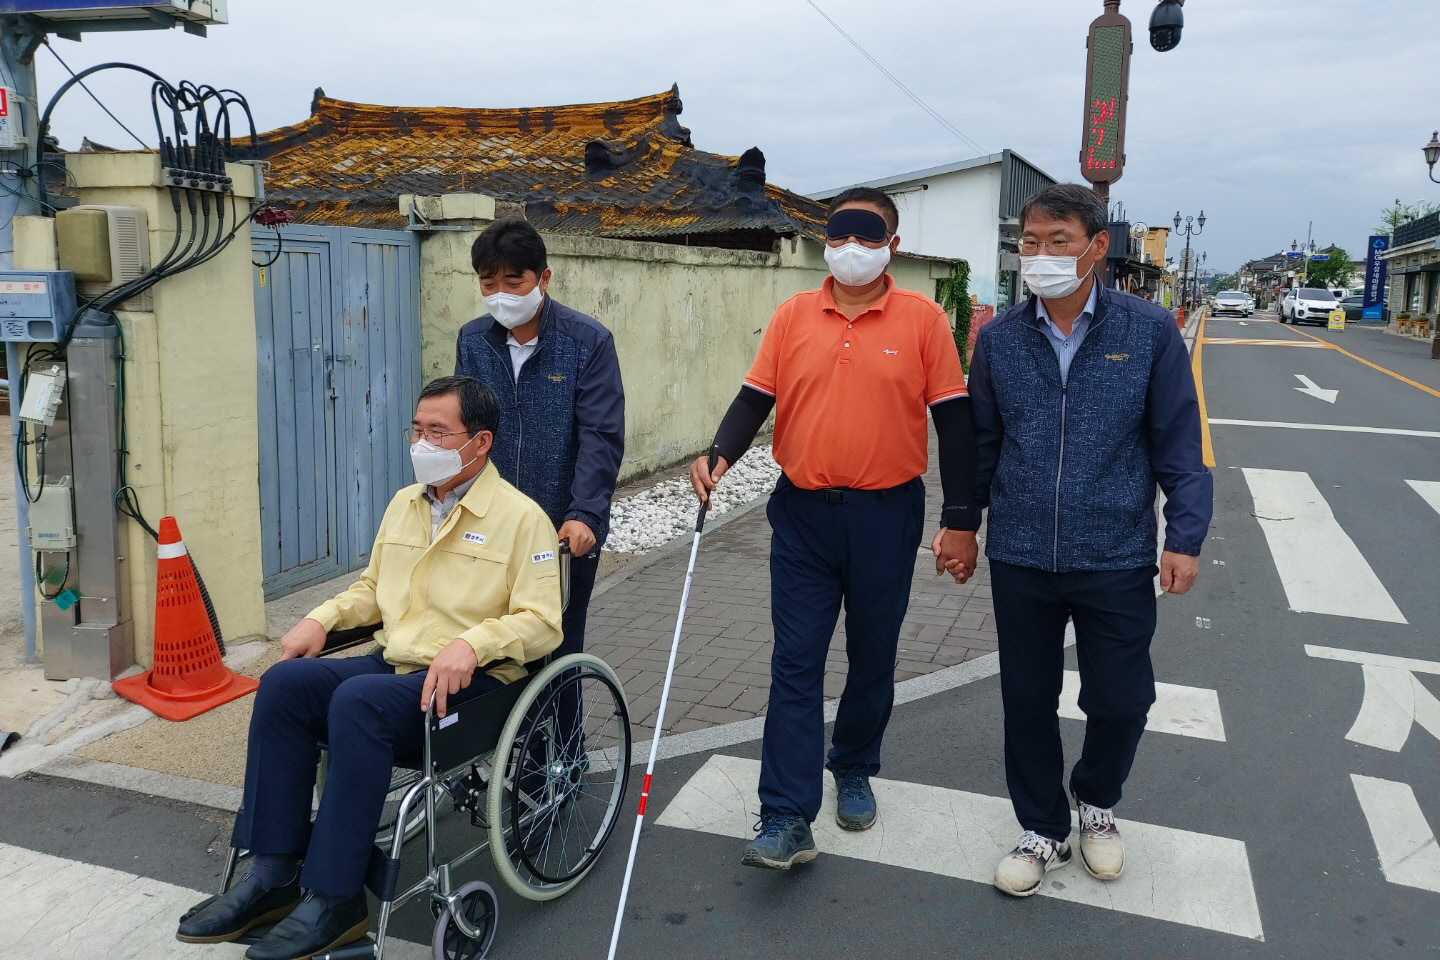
{"left": 30, "top": 0, "right": 1440, "bottom": 273}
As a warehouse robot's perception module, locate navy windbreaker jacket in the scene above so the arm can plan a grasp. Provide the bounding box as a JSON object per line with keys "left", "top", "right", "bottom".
{"left": 969, "top": 285, "right": 1212, "bottom": 572}
{"left": 454, "top": 297, "right": 625, "bottom": 554}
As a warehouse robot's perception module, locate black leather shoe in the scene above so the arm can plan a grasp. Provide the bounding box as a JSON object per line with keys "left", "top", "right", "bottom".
{"left": 244, "top": 890, "right": 368, "bottom": 960}
{"left": 176, "top": 872, "right": 302, "bottom": 943}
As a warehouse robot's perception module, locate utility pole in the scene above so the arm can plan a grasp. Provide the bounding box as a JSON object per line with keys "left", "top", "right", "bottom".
{"left": 1, "top": 22, "right": 45, "bottom": 661}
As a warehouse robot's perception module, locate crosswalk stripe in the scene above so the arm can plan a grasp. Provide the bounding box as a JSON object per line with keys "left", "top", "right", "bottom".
{"left": 1406, "top": 479, "right": 1440, "bottom": 516}
{"left": 656, "top": 755, "right": 1264, "bottom": 941}
{"left": 1213, "top": 420, "right": 1440, "bottom": 439}
{"left": 0, "top": 842, "right": 429, "bottom": 960}
{"left": 1058, "top": 671, "right": 1225, "bottom": 741}
{"left": 1241, "top": 468, "right": 1407, "bottom": 623}
{"left": 1350, "top": 775, "right": 1440, "bottom": 894}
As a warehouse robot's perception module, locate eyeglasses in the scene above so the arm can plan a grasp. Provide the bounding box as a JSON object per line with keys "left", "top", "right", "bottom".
{"left": 405, "top": 427, "right": 470, "bottom": 444}
{"left": 1018, "top": 237, "right": 1083, "bottom": 256}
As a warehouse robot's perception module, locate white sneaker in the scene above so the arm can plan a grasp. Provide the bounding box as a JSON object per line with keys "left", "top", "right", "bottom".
{"left": 994, "top": 830, "right": 1072, "bottom": 897}
{"left": 1077, "top": 801, "right": 1124, "bottom": 880}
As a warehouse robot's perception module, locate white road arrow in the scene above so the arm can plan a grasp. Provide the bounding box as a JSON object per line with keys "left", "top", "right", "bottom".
{"left": 1293, "top": 374, "right": 1339, "bottom": 403}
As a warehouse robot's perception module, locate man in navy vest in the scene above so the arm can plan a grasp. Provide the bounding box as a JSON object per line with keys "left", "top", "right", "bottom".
{"left": 455, "top": 218, "right": 625, "bottom": 667}
{"left": 966, "top": 183, "right": 1212, "bottom": 898}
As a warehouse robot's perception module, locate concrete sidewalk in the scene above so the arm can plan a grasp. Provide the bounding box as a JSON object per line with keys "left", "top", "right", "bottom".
{"left": 0, "top": 430, "right": 999, "bottom": 809}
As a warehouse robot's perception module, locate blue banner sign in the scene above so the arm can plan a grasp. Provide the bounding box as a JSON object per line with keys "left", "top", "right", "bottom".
{"left": 1363, "top": 235, "right": 1389, "bottom": 319}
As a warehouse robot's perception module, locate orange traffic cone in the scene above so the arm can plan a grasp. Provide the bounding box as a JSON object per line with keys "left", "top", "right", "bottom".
{"left": 113, "top": 517, "right": 258, "bottom": 721}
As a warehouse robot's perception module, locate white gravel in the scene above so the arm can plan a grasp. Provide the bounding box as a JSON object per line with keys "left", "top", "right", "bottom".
{"left": 605, "top": 445, "right": 781, "bottom": 554}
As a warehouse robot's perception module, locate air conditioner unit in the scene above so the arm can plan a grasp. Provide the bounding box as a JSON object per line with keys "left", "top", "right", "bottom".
{"left": 55, "top": 204, "right": 152, "bottom": 311}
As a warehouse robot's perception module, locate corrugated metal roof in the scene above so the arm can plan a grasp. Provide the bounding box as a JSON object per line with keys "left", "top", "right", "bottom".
{"left": 241, "top": 85, "right": 825, "bottom": 247}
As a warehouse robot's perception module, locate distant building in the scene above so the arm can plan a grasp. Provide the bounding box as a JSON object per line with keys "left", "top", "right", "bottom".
{"left": 809, "top": 150, "right": 1056, "bottom": 311}
{"left": 1380, "top": 212, "right": 1440, "bottom": 317}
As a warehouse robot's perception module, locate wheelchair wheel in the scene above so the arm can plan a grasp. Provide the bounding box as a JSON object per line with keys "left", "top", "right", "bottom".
{"left": 487, "top": 653, "right": 631, "bottom": 901}
{"left": 431, "top": 880, "right": 498, "bottom": 960}
{"left": 316, "top": 757, "right": 429, "bottom": 847}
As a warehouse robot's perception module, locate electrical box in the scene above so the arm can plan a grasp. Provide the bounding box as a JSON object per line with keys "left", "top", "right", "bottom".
{"left": 0, "top": 86, "right": 21, "bottom": 151}
{"left": 17, "top": 362, "right": 65, "bottom": 426}
{"left": 0, "top": 271, "right": 78, "bottom": 342}
{"left": 56, "top": 205, "right": 150, "bottom": 310}
{"left": 27, "top": 476, "right": 76, "bottom": 551}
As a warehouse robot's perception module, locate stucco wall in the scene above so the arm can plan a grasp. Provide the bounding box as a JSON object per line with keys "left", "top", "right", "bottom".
{"left": 417, "top": 226, "right": 950, "bottom": 482}
{"left": 886, "top": 164, "right": 1003, "bottom": 308}
{"left": 51, "top": 154, "right": 267, "bottom": 664}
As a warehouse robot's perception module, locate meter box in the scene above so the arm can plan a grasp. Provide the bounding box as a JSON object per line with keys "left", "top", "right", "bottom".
{"left": 0, "top": 270, "right": 78, "bottom": 342}
{"left": 27, "top": 476, "right": 76, "bottom": 551}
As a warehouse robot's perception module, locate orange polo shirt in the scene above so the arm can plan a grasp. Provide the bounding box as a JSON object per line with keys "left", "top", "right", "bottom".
{"left": 743, "top": 275, "right": 967, "bottom": 490}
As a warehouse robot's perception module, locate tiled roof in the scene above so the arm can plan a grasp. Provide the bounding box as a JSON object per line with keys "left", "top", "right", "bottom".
{"left": 243, "top": 85, "right": 826, "bottom": 246}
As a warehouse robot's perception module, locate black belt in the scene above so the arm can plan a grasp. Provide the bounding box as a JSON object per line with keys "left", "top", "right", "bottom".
{"left": 780, "top": 474, "right": 917, "bottom": 503}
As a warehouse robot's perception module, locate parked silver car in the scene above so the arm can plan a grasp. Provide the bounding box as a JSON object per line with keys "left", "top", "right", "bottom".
{"left": 1279, "top": 287, "right": 1340, "bottom": 325}
{"left": 1212, "top": 290, "right": 1254, "bottom": 316}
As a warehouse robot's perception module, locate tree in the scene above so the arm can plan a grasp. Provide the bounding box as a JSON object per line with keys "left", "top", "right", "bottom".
{"left": 1374, "top": 199, "right": 1439, "bottom": 236}
{"left": 935, "top": 260, "right": 973, "bottom": 371}
{"left": 1303, "top": 246, "right": 1353, "bottom": 289}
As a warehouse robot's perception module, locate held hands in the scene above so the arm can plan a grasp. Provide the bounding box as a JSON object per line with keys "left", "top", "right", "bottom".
{"left": 689, "top": 454, "right": 731, "bottom": 505}
{"left": 278, "top": 618, "right": 327, "bottom": 660}
{"left": 1160, "top": 550, "right": 1199, "bottom": 595}
{"left": 558, "top": 519, "right": 596, "bottom": 557}
{"left": 420, "top": 638, "right": 479, "bottom": 717}
{"left": 931, "top": 528, "right": 979, "bottom": 584}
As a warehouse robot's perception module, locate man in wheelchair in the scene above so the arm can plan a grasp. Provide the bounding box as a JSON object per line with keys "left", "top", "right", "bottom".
{"left": 177, "top": 375, "right": 563, "bottom": 960}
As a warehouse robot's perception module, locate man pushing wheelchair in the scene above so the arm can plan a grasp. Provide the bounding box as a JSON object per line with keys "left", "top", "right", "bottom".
{"left": 177, "top": 376, "right": 564, "bottom": 960}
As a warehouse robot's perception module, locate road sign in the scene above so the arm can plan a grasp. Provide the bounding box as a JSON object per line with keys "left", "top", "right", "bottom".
{"left": 1284, "top": 251, "right": 1304, "bottom": 259}
{"left": 1080, "top": 7, "right": 1131, "bottom": 184}
{"left": 1329, "top": 310, "right": 1346, "bottom": 330}
{"left": 1310, "top": 254, "right": 1330, "bottom": 261}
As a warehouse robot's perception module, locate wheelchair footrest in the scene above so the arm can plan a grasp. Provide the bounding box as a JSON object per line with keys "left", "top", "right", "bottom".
{"left": 364, "top": 845, "right": 403, "bottom": 903}
{"left": 316, "top": 937, "right": 379, "bottom": 960}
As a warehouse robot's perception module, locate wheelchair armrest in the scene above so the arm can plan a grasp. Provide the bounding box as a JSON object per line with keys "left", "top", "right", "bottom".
{"left": 322, "top": 624, "right": 382, "bottom": 655}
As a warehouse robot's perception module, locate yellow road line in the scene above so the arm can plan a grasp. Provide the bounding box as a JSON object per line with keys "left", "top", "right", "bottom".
{"left": 1289, "top": 327, "right": 1440, "bottom": 400}
{"left": 1192, "top": 313, "right": 1215, "bottom": 467}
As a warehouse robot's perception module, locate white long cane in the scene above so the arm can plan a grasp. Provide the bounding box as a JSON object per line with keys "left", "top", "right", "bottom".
{"left": 605, "top": 449, "right": 719, "bottom": 960}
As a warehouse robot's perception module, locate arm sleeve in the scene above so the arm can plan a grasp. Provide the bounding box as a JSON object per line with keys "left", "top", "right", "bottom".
{"left": 305, "top": 509, "right": 388, "bottom": 631}
{"left": 712, "top": 386, "right": 776, "bottom": 466}
{"left": 1147, "top": 321, "right": 1213, "bottom": 555}
{"left": 458, "top": 512, "right": 565, "bottom": 666}
{"left": 968, "top": 334, "right": 1002, "bottom": 510}
{"left": 930, "top": 397, "right": 980, "bottom": 531}
{"left": 565, "top": 333, "right": 626, "bottom": 536}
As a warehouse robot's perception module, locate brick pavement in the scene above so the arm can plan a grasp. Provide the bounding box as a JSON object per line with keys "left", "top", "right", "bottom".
{"left": 586, "top": 439, "right": 998, "bottom": 743}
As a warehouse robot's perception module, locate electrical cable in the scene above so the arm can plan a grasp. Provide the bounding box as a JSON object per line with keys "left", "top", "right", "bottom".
{"left": 800, "top": 0, "right": 988, "bottom": 156}
{"left": 34, "top": 552, "right": 71, "bottom": 600}
{"left": 41, "top": 42, "right": 152, "bottom": 152}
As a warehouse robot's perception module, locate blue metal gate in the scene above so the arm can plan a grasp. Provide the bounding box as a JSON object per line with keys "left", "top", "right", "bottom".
{"left": 252, "top": 226, "right": 421, "bottom": 599}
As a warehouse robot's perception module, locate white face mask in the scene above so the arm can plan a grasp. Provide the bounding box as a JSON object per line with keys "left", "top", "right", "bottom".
{"left": 1020, "top": 237, "right": 1096, "bottom": 300}
{"left": 483, "top": 285, "right": 545, "bottom": 330}
{"left": 824, "top": 241, "right": 891, "bottom": 287}
{"left": 410, "top": 436, "right": 478, "bottom": 487}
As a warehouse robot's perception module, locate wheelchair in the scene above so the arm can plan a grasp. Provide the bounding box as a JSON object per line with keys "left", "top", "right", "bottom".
{"left": 182, "top": 543, "right": 633, "bottom": 959}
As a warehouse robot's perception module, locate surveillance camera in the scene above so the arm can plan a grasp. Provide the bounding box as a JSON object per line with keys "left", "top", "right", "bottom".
{"left": 1149, "top": 0, "right": 1184, "bottom": 51}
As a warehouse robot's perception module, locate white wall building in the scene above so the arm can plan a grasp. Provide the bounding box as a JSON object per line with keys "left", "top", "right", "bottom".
{"left": 810, "top": 150, "right": 1057, "bottom": 312}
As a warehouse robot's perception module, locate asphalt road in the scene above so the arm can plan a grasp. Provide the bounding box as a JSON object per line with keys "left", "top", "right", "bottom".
{"left": 2, "top": 313, "right": 1437, "bottom": 959}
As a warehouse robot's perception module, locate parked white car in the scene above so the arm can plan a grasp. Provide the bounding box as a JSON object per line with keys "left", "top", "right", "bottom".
{"left": 1212, "top": 290, "right": 1254, "bottom": 316}
{"left": 1279, "top": 287, "right": 1340, "bottom": 325}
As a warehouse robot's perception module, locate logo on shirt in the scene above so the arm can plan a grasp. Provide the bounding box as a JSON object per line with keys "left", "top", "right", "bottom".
{"left": 548, "top": 374, "right": 566, "bottom": 382}
{"left": 532, "top": 550, "right": 556, "bottom": 564}
{"left": 1105, "top": 353, "right": 1130, "bottom": 361}
{"left": 463, "top": 532, "right": 487, "bottom": 544}
{"left": 882, "top": 349, "right": 899, "bottom": 356}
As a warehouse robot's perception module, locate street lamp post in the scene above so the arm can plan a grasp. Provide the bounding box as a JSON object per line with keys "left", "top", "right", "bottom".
{"left": 1421, "top": 131, "right": 1440, "bottom": 357}
{"left": 1174, "top": 210, "right": 1204, "bottom": 311}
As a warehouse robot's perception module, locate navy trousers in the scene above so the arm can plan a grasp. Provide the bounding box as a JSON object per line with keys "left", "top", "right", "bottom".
{"left": 990, "top": 559, "right": 1158, "bottom": 844}
{"left": 758, "top": 475, "right": 924, "bottom": 822}
{"left": 234, "top": 649, "right": 502, "bottom": 896}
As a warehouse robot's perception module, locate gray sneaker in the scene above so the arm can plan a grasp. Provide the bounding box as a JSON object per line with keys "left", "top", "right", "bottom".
{"left": 833, "top": 768, "right": 877, "bottom": 831}
{"left": 740, "top": 813, "right": 818, "bottom": 870}
{"left": 993, "top": 830, "right": 1071, "bottom": 897}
